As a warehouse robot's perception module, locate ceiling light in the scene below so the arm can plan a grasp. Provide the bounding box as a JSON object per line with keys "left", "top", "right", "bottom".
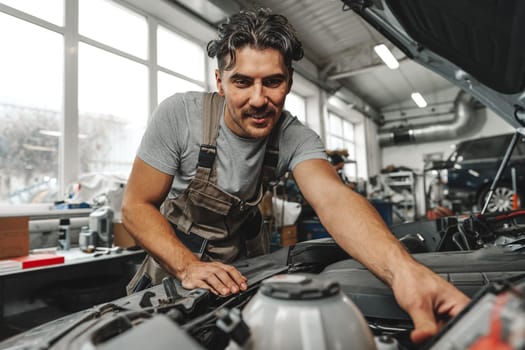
{"left": 373, "top": 44, "right": 399, "bottom": 69}
{"left": 411, "top": 92, "right": 428, "bottom": 108}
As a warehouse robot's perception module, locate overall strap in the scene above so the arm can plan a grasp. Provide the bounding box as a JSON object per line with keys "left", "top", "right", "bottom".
{"left": 197, "top": 92, "right": 225, "bottom": 182}
{"left": 261, "top": 116, "right": 283, "bottom": 188}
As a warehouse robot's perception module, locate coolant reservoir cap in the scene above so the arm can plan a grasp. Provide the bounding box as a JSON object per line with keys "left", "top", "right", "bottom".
{"left": 260, "top": 274, "right": 340, "bottom": 300}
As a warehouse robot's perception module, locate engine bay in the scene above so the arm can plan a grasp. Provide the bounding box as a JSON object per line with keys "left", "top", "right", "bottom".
{"left": 2, "top": 211, "right": 525, "bottom": 349}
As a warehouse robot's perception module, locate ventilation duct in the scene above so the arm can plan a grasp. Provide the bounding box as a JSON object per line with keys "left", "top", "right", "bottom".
{"left": 378, "top": 90, "right": 477, "bottom": 147}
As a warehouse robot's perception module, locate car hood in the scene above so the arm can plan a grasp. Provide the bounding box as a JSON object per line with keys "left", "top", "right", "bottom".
{"left": 342, "top": 0, "right": 525, "bottom": 128}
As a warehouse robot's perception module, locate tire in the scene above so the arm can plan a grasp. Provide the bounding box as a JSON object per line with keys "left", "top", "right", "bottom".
{"left": 477, "top": 184, "right": 520, "bottom": 213}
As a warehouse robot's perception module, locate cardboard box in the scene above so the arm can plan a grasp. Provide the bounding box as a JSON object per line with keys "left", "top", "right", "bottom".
{"left": 280, "top": 225, "right": 297, "bottom": 247}
{"left": 113, "top": 222, "right": 139, "bottom": 248}
{"left": 0, "top": 216, "right": 30, "bottom": 259}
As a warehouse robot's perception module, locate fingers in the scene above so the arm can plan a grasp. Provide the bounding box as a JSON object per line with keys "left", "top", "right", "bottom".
{"left": 398, "top": 271, "right": 470, "bottom": 344}
{"left": 408, "top": 307, "right": 438, "bottom": 344}
{"left": 181, "top": 262, "right": 248, "bottom": 296}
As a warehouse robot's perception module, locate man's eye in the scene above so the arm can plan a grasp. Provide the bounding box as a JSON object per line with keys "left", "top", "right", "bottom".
{"left": 233, "top": 79, "right": 250, "bottom": 87}
{"left": 264, "top": 79, "right": 283, "bottom": 87}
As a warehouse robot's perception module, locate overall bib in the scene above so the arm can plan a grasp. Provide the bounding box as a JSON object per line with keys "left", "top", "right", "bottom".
{"left": 127, "top": 93, "right": 279, "bottom": 294}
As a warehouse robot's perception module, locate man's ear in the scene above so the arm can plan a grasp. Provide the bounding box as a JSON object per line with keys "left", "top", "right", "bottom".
{"left": 215, "top": 69, "right": 224, "bottom": 96}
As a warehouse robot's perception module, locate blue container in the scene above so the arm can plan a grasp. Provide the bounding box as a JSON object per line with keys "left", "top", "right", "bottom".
{"left": 370, "top": 200, "right": 393, "bottom": 227}
{"left": 299, "top": 219, "right": 330, "bottom": 241}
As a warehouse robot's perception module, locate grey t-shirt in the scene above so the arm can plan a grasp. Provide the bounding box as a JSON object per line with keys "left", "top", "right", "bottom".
{"left": 137, "top": 92, "right": 327, "bottom": 200}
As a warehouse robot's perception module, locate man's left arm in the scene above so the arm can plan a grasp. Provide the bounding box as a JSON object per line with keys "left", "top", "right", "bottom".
{"left": 292, "top": 159, "right": 470, "bottom": 344}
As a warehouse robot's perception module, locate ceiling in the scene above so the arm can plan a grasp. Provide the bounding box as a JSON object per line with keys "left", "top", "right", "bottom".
{"left": 169, "top": 0, "right": 454, "bottom": 111}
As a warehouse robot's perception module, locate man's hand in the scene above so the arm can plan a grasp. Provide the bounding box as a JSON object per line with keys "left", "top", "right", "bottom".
{"left": 392, "top": 263, "right": 470, "bottom": 344}
{"left": 177, "top": 261, "right": 248, "bottom": 296}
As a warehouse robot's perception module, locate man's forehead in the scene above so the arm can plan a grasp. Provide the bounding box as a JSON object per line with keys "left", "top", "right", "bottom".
{"left": 224, "top": 46, "right": 288, "bottom": 68}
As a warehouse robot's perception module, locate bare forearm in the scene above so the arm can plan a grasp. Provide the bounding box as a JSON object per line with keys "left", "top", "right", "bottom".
{"left": 295, "top": 160, "right": 469, "bottom": 343}
{"left": 122, "top": 201, "right": 198, "bottom": 277}
{"left": 314, "top": 186, "right": 417, "bottom": 286}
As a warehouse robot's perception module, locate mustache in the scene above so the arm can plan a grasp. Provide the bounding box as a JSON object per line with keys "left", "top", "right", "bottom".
{"left": 243, "top": 106, "right": 274, "bottom": 116}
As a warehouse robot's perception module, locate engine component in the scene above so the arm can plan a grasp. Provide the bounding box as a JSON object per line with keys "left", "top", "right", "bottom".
{"left": 424, "top": 279, "right": 525, "bottom": 349}
{"left": 229, "top": 274, "right": 376, "bottom": 350}
{"left": 216, "top": 308, "right": 250, "bottom": 346}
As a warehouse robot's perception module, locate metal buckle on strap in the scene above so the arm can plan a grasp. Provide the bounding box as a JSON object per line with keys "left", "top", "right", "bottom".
{"left": 198, "top": 144, "right": 216, "bottom": 168}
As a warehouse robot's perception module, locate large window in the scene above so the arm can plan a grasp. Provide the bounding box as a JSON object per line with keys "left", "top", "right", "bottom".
{"left": 0, "top": 0, "right": 208, "bottom": 205}
{"left": 0, "top": 10, "right": 63, "bottom": 204}
{"left": 157, "top": 25, "right": 206, "bottom": 104}
{"left": 78, "top": 43, "right": 148, "bottom": 174}
{"left": 78, "top": 0, "right": 149, "bottom": 175}
{"left": 326, "top": 112, "right": 357, "bottom": 180}
{"left": 157, "top": 25, "right": 206, "bottom": 82}
{"left": 0, "top": 0, "right": 64, "bottom": 26}
{"left": 79, "top": 0, "right": 147, "bottom": 59}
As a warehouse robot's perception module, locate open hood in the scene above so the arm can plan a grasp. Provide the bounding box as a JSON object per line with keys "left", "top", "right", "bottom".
{"left": 342, "top": 0, "right": 525, "bottom": 128}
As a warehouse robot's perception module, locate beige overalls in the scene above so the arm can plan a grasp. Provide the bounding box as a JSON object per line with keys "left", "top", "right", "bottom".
{"left": 127, "top": 93, "right": 279, "bottom": 294}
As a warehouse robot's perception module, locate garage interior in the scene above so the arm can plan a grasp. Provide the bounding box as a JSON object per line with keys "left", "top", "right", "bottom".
{"left": 0, "top": 0, "right": 524, "bottom": 348}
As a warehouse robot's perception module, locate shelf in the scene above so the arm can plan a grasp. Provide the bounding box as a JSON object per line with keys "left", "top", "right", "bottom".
{"left": 379, "top": 171, "right": 417, "bottom": 222}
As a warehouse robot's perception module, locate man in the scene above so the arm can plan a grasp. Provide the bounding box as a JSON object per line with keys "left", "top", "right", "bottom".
{"left": 122, "top": 8, "right": 469, "bottom": 344}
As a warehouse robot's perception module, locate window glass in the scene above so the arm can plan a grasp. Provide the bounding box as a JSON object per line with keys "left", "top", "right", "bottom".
{"left": 285, "top": 92, "right": 306, "bottom": 123}
{"left": 460, "top": 135, "right": 510, "bottom": 160}
{"left": 158, "top": 71, "right": 205, "bottom": 104}
{"left": 0, "top": 0, "right": 64, "bottom": 26}
{"left": 79, "top": 0, "right": 147, "bottom": 59}
{"left": 0, "top": 12, "right": 63, "bottom": 204}
{"left": 329, "top": 114, "right": 343, "bottom": 137}
{"left": 157, "top": 25, "right": 205, "bottom": 82}
{"left": 78, "top": 43, "right": 147, "bottom": 174}
{"left": 327, "top": 138, "right": 343, "bottom": 150}
{"left": 326, "top": 112, "right": 357, "bottom": 173}
{"left": 343, "top": 120, "right": 354, "bottom": 141}
{"left": 345, "top": 141, "right": 356, "bottom": 159}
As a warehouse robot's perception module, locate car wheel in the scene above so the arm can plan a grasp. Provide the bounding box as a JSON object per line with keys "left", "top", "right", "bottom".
{"left": 477, "top": 185, "right": 519, "bottom": 213}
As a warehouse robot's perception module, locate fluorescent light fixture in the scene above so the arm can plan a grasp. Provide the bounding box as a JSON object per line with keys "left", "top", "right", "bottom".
{"left": 411, "top": 92, "right": 428, "bottom": 108}
{"left": 373, "top": 44, "right": 399, "bottom": 69}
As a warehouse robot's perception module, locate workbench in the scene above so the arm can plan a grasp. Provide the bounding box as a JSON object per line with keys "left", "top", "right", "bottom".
{"left": 0, "top": 247, "right": 145, "bottom": 341}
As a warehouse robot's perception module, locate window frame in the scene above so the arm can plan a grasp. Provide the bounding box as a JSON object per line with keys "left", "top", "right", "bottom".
{"left": 0, "top": 0, "right": 210, "bottom": 209}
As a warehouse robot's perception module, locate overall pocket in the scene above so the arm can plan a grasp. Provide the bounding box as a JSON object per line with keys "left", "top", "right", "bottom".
{"left": 186, "top": 187, "right": 233, "bottom": 237}
{"left": 126, "top": 255, "right": 170, "bottom": 295}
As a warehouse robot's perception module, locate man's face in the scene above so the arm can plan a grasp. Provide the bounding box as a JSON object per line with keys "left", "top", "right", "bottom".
{"left": 215, "top": 46, "right": 292, "bottom": 139}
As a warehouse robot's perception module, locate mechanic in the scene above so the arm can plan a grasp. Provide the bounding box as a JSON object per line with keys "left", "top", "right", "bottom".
{"left": 121, "top": 7, "right": 469, "bottom": 343}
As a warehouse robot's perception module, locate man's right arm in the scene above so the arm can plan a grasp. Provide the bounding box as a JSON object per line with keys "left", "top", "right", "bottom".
{"left": 121, "top": 157, "right": 247, "bottom": 295}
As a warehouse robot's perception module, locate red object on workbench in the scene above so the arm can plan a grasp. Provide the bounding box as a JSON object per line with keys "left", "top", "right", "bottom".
{"left": 11, "top": 254, "right": 65, "bottom": 269}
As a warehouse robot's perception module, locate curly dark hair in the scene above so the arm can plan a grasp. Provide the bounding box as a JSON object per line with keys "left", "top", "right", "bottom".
{"left": 207, "top": 8, "right": 304, "bottom": 72}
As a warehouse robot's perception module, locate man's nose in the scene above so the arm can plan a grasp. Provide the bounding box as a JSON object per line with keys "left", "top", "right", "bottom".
{"left": 249, "top": 85, "right": 267, "bottom": 108}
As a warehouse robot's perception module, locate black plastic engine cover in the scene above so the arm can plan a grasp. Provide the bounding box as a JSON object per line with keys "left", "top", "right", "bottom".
{"left": 320, "top": 247, "right": 525, "bottom": 320}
